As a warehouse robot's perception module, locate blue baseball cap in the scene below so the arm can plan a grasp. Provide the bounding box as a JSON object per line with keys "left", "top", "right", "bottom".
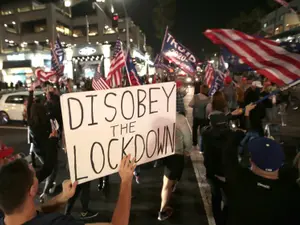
{"left": 248, "top": 137, "right": 285, "bottom": 172}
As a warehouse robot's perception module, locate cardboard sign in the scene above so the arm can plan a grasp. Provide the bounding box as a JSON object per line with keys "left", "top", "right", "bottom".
{"left": 61, "top": 82, "right": 177, "bottom": 184}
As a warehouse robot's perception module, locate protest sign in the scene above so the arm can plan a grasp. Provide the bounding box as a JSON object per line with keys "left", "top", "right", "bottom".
{"left": 61, "top": 82, "right": 177, "bottom": 184}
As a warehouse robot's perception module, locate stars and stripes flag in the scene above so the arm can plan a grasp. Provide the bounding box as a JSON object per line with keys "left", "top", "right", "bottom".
{"left": 126, "top": 52, "right": 141, "bottom": 86}
{"left": 274, "top": 0, "right": 297, "bottom": 13}
{"left": 92, "top": 64, "right": 110, "bottom": 90}
{"left": 204, "top": 63, "right": 214, "bottom": 87}
{"left": 106, "top": 40, "right": 126, "bottom": 88}
{"left": 204, "top": 29, "right": 300, "bottom": 86}
{"left": 51, "top": 36, "right": 64, "bottom": 77}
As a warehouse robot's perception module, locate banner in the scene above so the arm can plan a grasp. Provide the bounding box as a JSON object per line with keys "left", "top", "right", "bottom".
{"left": 161, "top": 29, "right": 197, "bottom": 75}
{"left": 61, "top": 82, "right": 177, "bottom": 184}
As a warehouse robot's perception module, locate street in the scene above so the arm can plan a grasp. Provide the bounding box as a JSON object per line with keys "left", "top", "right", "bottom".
{"left": 1, "top": 87, "right": 300, "bottom": 225}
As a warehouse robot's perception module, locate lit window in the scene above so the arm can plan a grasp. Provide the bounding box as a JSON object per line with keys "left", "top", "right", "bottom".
{"left": 1, "top": 10, "right": 13, "bottom": 15}
{"left": 17, "top": 7, "right": 31, "bottom": 13}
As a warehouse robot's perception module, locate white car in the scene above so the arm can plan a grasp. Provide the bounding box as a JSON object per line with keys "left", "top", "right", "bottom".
{"left": 0, "top": 91, "right": 44, "bottom": 124}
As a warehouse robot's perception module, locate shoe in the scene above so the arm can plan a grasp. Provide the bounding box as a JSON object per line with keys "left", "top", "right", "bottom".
{"left": 172, "top": 182, "right": 178, "bottom": 193}
{"left": 158, "top": 207, "right": 173, "bottom": 221}
{"left": 49, "top": 182, "right": 56, "bottom": 194}
{"left": 80, "top": 211, "right": 99, "bottom": 220}
{"left": 135, "top": 175, "right": 140, "bottom": 184}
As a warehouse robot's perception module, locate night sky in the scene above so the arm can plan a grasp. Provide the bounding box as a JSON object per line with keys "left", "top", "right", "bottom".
{"left": 125, "top": 0, "right": 271, "bottom": 59}
{"left": 1, "top": 0, "right": 273, "bottom": 59}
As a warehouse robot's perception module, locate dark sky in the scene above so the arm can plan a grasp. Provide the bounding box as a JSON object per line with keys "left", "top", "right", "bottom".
{"left": 125, "top": 0, "right": 271, "bottom": 59}
{"left": 1, "top": 0, "right": 272, "bottom": 59}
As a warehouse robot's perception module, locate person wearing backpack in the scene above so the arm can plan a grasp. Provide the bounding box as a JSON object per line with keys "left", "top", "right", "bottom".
{"left": 189, "top": 84, "right": 210, "bottom": 150}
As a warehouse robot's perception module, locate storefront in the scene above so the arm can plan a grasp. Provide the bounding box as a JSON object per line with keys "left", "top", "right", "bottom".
{"left": 71, "top": 44, "right": 109, "bottom": 81}
{"left": 0, "top": 52, "right": 51, "bottom": 85}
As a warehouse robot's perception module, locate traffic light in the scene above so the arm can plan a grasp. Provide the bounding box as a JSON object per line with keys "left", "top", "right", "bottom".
{"left": 112, "top": 13, "right": 119, "bottom": 29}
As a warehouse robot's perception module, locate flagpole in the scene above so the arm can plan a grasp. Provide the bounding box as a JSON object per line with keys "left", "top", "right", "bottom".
{"left": 86, "top": 15, "right": 90, "bottom": 44}
{"left": 124, "top": 50, "right": 132, "bottom": 86}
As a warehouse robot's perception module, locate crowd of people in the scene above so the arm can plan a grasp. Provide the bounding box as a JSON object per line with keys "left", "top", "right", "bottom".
{"left": 0, "top": 75, "right": 299, "bottom": 225}
{"left": 189, "top": 76, "right": 300, "bottom": 225}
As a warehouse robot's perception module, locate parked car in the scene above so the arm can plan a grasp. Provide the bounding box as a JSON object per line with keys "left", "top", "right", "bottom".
{"left": 0, "top": 91, "right": 44, "bottom": 125}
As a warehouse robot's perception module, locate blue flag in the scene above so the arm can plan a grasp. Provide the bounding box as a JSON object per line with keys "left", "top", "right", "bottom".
{"left": 221, "top": 48, "right": 252, "bottom": 73}
{"left": 208, "top": 70, "right": 226, "bottom": 96}
{"left": 126, "top": 52, "right": 141, "bottom": 86}
{"left": 161, "top": 29, "right": 197, "bottom": 75}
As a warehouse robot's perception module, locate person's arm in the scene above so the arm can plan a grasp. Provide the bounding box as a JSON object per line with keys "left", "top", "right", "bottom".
{"left": 37, "top": 180, "right": 77, "bottom": 213}
{"left": 188, "top": 97, "right": 195, "bottom": 108}
{"left": 182, "top": 117, "right": 193, "bottom": 153}
{"left": 110, "top": 155, "right": 135, "bottom": 225}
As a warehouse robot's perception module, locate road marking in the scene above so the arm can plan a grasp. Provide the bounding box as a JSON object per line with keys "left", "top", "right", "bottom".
{"left": 0, "top": 126, "right": 27, "bottom": 130}
{"left": 185, "top": 91, "right": 216, "bottom": 225}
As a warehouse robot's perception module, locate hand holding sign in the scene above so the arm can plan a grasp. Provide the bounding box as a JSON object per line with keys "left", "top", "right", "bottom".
{"left": 119, "top": 154, "right": 136, "bottom": 184}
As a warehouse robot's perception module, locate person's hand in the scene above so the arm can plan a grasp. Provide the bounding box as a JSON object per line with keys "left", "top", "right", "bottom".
{"left": 119, "top": 154, "right": 136, "bottom": 184}
{"left": 245, "top": 103, "right": 256, "bottom": 116}
{"left": 49, "top": 130, "right": 58, "bottom": 138}
{"left": 60, "top": 180, "right": 78, "bottom": 203}
{"left": 231, "top": 108, "right": 243, "bottom": 116}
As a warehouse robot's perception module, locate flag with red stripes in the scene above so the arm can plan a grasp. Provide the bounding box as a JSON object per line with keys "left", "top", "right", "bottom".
{"left": 92, "top": 64, "right": 110, "bottom": 90}
{"left": 204, "top": 63, "right": 214, "bottom": 87}
{"left": 204, "top": 29, "right": 300, "bottom": 86}
{"left": 106, "top": 40, "right": 126, "bottom": 88}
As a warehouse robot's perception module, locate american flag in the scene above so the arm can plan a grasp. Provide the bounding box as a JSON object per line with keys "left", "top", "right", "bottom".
{"left": 106, "top": 40, "right": 126, "bottom": 88}
{"left": 126, "top": 52, "right": 140, "bottom": 86}
{"left": 204, "top": 63, "right": 214, "bottom": 87}
{"left": 92, "top": 64, "right": 110, "bottom": 90}
{"left": 51, "top": 36, "right": 64, "bottom": 77}
{"left": 204, "top": 29, "right": 300, "bottom": 86}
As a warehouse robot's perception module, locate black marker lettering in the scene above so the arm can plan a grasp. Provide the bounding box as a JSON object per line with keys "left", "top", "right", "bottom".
{"left": 157, "top": 127, "right": 166, "bottom": 155}
{"left": 86, "top": 94, "right": 98, "bottom": 126}
{"left": 73, "top": 145, "right": 88, "bottom": 181}
{"left": 104, "top": 92, "right": 117, "bottom": 122}
{"left": 90, "top": 142, "right": 105, "bottom": 174}
{"left": 164, "top": 123, "right": 176, "bottom": 154}
{"left": 120, "top": 123, "right": 128, "bottom": 135}
{"left": 122, "top": 136, "right": 133, "bottom": 157}
{"left": 129, "top": 121, "right": 136, "bottom": 133}
{"left": 162, "top": 84, "right": 176, "bottom": 112}
{"left": 146, "top": 130, "right": 157, "bottom": 158}
{"left": 137, "top": 89, "right": 146, "bottom": 118}
{"left": 110, "top": 124, "right": 119, "bottom": 137}
{"left": 121, "top": 91, "right": 135, "bottom": 120}
{"left": 108, "top": 139, "right": 119, "bottom": 169}
{"left": 149, "top": 87, "right": 160, "bottom": 114}
{"left": 68, "top": 98, "right": 84, "bottom": 130}
{"left": 135, "top": 134, "right": 145, "bottom": 162}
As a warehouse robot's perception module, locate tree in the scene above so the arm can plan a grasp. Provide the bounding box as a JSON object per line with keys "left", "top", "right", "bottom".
{"left": 226, "top": 8, "right": 266, "bottom": 34}
{"left": 152, "top": 0, "right": 176, "bottom": 40}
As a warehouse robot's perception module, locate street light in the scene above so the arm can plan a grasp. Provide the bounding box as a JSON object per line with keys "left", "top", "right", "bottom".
{"left": 64, "top": 0, "right": 72, "bottom": 7}
{"left": 120, "top": 0, "right": 130, "bottom": 51}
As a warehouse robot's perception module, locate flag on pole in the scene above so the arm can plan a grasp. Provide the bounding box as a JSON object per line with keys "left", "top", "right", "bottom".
{"left": 51, "top": 36, "right": 64, "bottom": 77}
{"left": 92, "top": 64, "right": 110, "bottom": 90}
{"left": 204, "top": 29, "right": 300, "bottom": 86}
{"left": 274, "top": 0, "right": 297, "bottom": 13}
{"left": 106, "top": 40, "right": 126, "bottom": 88}
{"left": 126, "top": 52, "right": 140, "bottom": 86}
{"left": 208, "top": 70, "right": 226, "bottom": 96}
{"left": 204, "top": 63, "right": 214, "bottom": 87}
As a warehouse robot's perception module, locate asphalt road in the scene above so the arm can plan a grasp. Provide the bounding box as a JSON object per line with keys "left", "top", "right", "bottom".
{"left": 0, "top": 126, "right": 209, "bottom": 225}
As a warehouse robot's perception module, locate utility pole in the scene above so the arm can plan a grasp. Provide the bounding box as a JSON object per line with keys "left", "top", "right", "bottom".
{"left": 121, "top": 0, "right": 130, "bottom": 51}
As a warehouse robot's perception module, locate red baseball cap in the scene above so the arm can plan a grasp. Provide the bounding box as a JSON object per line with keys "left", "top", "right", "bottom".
{"left": 176, "top": 80, "right": 183, "bottom": 88}
{"left": 224, "top": 76, "right": 232, "bottom": 85}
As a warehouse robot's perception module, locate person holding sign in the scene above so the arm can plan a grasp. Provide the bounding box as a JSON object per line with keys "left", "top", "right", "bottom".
{"left": 158, "top": 111, "right": 192, "bottom": 221}
{"left": 0, "top": 155, "right": 136, "bottom": 225}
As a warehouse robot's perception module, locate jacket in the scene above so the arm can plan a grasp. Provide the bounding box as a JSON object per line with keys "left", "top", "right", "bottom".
{"left": 175, "top": 113, "right": 192, "bottom": 155}
{"left": 189, "top": 93, "right": 210, "bottom": 119}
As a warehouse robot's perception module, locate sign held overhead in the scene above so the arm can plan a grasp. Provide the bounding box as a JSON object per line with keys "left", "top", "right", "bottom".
{"left": 60, "top": 82, "right": 177, "bottom": 184}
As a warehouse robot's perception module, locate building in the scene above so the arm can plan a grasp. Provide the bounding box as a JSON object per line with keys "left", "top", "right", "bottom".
{"left": 261, "top": 0, "right": 300, "bottom": 41}
{"left": 0, "top": 0, "right": 151, "bottom": 85}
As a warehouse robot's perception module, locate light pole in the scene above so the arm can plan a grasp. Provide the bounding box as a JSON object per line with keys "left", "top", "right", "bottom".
{"left": 121, "top": 0, "right": 130, "bottom": 51}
